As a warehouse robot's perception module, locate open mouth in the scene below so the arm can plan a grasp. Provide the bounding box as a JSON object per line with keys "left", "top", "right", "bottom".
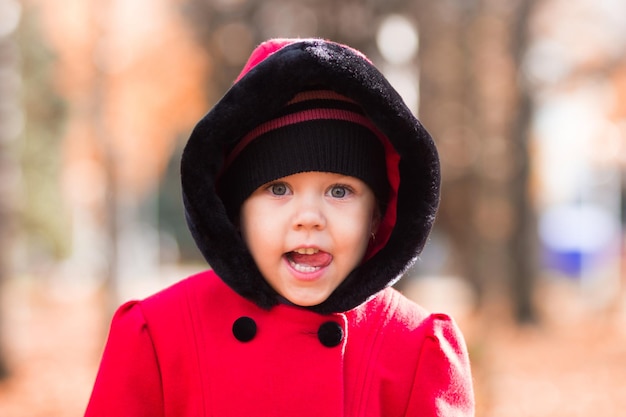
{"left": 285, "top": 248, "right": 333, "bottom": 273}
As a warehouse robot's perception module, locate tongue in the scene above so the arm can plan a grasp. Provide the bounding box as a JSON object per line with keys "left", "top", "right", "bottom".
{"left": 289, "top": 251, "right": 332, "bottom": 267}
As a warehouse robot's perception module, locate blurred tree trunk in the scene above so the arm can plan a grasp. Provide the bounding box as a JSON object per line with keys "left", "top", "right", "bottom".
{"left": 0, "top": 6, "right": 19, "bottom": 379}
{"left": 508, "top": 0, "right": 537, "bottom": 322}
{"left": 412, "top": 0, "right": 481, "bottom": 300}
{"left": 94, "top": 79, "right": 120, "bottom": 319}
{"left": 92, "top": 0, "right": 120, "bottom": 320}
{"left": 415, "top": 0, "right": 538, "bottom": 322}
{"left": 0, "top": 151, "right": 11, "bottom": 381}
{"left": 0, "top": 173, "right": 10, "bottom": 380}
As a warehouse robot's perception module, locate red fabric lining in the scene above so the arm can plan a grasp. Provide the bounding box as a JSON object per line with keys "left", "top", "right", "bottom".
{"left": 367, "top": 133, "right": 399, "bottom": 260}
{"left": 287, "top": 90, "right": 359, "bottom": 105}
{"left": 234, "top": 39, "right": 294, "bottom": 83}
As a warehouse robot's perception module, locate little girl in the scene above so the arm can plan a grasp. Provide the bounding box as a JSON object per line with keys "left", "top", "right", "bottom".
{"left": 85, "top": 38, "right": 475, "bottom": 417}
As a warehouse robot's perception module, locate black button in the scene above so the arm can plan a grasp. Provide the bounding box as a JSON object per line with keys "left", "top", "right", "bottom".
{"left": 318, "top": 321, "right": 343, "bottom": 347}
{"left": 232, "top": 316, "right": 257, "bottom": 342}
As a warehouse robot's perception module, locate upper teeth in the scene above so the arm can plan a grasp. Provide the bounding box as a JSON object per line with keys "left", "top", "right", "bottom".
{"left": 294, "top": 248, "right": 318, "bottom": 255}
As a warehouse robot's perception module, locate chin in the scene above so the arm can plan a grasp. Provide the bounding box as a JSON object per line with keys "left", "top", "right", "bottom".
{"left": 285, "top": 292, "right": 330, "bottom": 308}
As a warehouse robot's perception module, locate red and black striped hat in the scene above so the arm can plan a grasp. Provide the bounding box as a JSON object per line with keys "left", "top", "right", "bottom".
{"left": 217, "top": 89, "right": 390, "bottom": 221}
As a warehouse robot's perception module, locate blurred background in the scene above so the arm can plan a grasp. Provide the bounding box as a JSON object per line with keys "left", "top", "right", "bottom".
{"left": 1, "top": 0, "right": 625, "bottom": 415}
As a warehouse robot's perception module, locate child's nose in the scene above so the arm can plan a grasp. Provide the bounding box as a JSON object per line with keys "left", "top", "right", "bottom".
{"left": 292, "top": 197, "right": 326, "bottom": 230}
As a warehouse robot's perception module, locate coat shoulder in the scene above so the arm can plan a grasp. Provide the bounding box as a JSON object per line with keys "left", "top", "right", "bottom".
{"left": 344, "top": 288, "right": 473, "bottom": 415}
{"left": 354, "top": 287, "right": 466, "bottom": 350}
{"left": 363, "top": 287, "right": 430, "bottom": 331}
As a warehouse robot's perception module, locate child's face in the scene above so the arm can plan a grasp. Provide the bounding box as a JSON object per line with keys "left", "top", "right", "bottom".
{"left": 240, "top": 171, "right": 379, "bottom": 307}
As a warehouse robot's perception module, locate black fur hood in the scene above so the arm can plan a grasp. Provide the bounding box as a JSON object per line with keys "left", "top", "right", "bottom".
{"left": 181, "top": 39, "right": 440, "bottom": 314}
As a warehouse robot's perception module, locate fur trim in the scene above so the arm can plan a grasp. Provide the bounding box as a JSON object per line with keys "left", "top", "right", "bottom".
{"left": 181, "top": 39, "right": 440, "bottom": 314}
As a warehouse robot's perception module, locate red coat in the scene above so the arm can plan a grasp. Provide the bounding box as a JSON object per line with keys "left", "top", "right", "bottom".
{"left": 85, "top": 270, "right": 474, "bottom": 416}
{"left": 85, "top": 39, "right": 475, "bottom": 416}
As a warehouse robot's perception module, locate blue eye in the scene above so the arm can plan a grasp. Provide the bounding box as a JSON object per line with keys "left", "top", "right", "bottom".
{"left": 328, "top": 185, "right": 350, "bottom": 198}
{"left": 269, "top": 183, "right": 288, "bottom": 196}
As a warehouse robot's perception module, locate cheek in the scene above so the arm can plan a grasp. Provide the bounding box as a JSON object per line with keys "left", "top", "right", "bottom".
{"left": 338, "top": 207, "right": 376, "bottom": 249}
{"left": 240, "top": 200, "right": 279, "bottom": 250}
{"left": 239, "top": 201, "right": 258, "bottom": 248}
{"left": 359, "top": 199, "right": 379, "bottom": 233}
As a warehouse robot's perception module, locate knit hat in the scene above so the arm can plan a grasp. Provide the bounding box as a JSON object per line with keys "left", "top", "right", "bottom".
{"left": 217, "top": 90, "right": 390, "bottom": 221}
